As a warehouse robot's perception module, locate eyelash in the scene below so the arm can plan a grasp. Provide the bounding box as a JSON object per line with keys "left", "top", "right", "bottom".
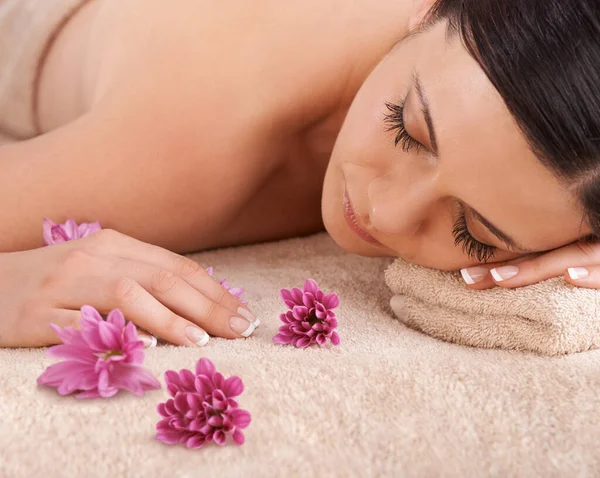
{"left": 384, "top": 101, "right": 495, "bottom": 262}
{"left": 383, "top": 101, "right": 426, "bottom": 154}
{"left": 452, "top": 204, "right": 497, "bottom": 262}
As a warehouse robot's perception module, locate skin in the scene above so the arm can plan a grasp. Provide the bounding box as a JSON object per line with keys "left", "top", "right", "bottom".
{"left": 0, "top": 0, "right": 597, "bottom": 348}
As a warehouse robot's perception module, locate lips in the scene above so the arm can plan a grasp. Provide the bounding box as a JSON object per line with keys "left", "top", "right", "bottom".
{"left": 343, "top": 190, "right": 382, "bottom": 246}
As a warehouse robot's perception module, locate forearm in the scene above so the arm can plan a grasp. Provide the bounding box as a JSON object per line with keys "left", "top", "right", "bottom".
{"left": 0, "top": 109, "right": 257, "bottom": 253}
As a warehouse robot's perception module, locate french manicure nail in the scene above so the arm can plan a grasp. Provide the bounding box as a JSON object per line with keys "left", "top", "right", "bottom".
{"left": 140, "top": 335, "right": 157, "bottom": 348}
{"left": 568, "top": 267, "right": 589, "bottom": 280}
{"left": 490, "top": 265, "right": 519, "bottom": 282}
{"left": 237, "top": 307, "right": 259, "bottom": 326}
{"left": 460, "top": 266, "right": 489, "bottom": 285}
{"left": 230, "top": 316, "right": 256, "bottom": 337}
{"left": 186, "top": 326, "right": 210, "bottom": 347}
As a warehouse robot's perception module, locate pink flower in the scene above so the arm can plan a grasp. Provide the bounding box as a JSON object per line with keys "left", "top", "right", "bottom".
{"left": 43, "top": 218, "right": 101, "bottom": 245}
{"left": 37, "top": 306, "right": 161, "bottom": 399}
{"left": 274, "top": 279, "right": 341, "bottom": 348}
{"left": 156, "top": 358, "right": 251, "bottom": 448}
{"left": 205, "top": 267, "right": 248, "bottom": 305}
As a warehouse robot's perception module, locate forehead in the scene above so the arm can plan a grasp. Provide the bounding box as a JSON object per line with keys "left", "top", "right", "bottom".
{"left": 407, "top": 23, "right": 588, "bottom": 250}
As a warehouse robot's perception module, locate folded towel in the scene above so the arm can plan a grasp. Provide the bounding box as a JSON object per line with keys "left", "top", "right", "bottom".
{"left": 0, "top": 0, "right": 90, "bottom": 138}
{"left": 385, "top": 258, "right": 600, "bottom": 356}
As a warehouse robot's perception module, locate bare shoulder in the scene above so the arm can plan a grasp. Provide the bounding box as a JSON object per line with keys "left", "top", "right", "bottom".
{"left": 87, "top": 0, "right": 412, "bottom": 130}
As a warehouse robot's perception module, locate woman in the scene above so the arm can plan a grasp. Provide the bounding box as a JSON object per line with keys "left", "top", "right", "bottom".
{"left": 1, "top": 0, "right": 599, "bottom": 347}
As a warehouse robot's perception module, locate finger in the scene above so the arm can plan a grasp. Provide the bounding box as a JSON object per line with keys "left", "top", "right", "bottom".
{"left": 39, "top": 309, "right": 157, "bottom": 348}
{"left": 112, "top": 259, "right": 257, "bottom": 339}
{"left": 98, "top": 277, "right": 212, "bottom": 347}
{"left": 564, "top": 265, "right": 600, "bottom": 289}
{"left": 52, "top": 250, "right": 257, "bottom": 339}
{"left": 85, "top": 230, "right": 257, "bottom": 322}
{"left": 459, "top": 255, "right": 539, "bottom": 290}
{"left": 136, "top": 329, "right": 158, "bottom": 348}
{"left": 478, "top": 242, "right": 599, "bottom": 289}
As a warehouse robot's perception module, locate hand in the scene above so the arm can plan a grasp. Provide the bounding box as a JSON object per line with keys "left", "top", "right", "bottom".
{"left": 0, "top": 229, "right": 258, "bottom": 348}
{"left": 459, "top": 239, "right": 600, "bottom": 290}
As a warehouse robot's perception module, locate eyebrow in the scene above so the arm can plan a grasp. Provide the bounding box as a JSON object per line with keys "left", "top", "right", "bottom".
{"left": 465, "top": 205, "right": 536, "bottom": 254}
{"left": 413, "top": 73, "right": 439, "bottom": 155}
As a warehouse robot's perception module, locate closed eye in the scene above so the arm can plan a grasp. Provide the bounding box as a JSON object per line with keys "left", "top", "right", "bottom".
{"left": 384, "top": 101, "right": 427, "bottom": 154}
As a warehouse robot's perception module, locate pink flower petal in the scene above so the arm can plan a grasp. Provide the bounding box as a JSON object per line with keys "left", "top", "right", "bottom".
{"left": 273, "top": 334, "right": 292, "bottom": 344}
{"left": 196, "top": 358, "right": 216, "bottom": 377}
{"left": 77, "top": 221, "right": 101, "bottom": 237}
{"left": 222, "top": 376, "right": 244, "bottom": 397}
{"left": 213, "top": 430, "right": 227, "bottom": 446}
{"left": 37, "top": 361, "right": 95, "bottom": 390}
{"left": 80, "top": 305, "right": 103, "bottom": 323}
{"left": 295, "top": 337, "right": 311, "bottom": 348}
{"left": 323, "top": 293, "right": 340, "bottom": 309}
{"left": 63, "top": 219, "right": 80, "bottom": 240}
{"left": 156, "top": 429, "right": 184, "bottom": 445}
{"left": 76, "top": 390, "right": 101, "bottom": 399}
{"left": 107, "top": 309, "right": 126, "bottom": 330}
{"left": 330, "top": 331, "right": 341, "bottom": 345}
{"left": 186, "top": 435, "right": 207, "bottom": 449}
{"left": 303, "top": 279, "right": 319, "bottom": 295}
{"left": 156, "top": 359, "right": 250, "bottom": 449}
{"left": 230, "top": 409, "right": 251, "bottom": 429}
{"left": 45, "top": 344, "right": 96, "bottom": 364}
{"left": 179, "top": 369, "right": 196, "bottom": 391}
{"left": 232, "top": 429, "right": 245, "bottom": 445}
{"left": 98, "top": 321, "right": 121, "bottom": 350}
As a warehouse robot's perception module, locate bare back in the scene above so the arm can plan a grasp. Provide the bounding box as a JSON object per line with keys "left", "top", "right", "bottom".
{"left": 0, "top": 0, "right": 412, "bottom": 252}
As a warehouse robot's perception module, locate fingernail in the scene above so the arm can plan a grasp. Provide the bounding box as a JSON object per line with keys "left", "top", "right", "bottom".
{"left": 568, "top": 267, "right": 589, "bottom": 280}
{"left": 140, "top": 335, "right": 157, "bottom": 348}
{"left": 460, "top": 266, "right": 489, "bottom": 285}
{"left": 186, "top": 326, "right": 210, "bottom": 347}
{"left": 490, "top": 266, "right": 519, "bottom": 282}
{"left": 237, "top": 307, "right": 259, "bottom": 326}
{"left": 230, "top": 316, "right": 256, "bottom": 337}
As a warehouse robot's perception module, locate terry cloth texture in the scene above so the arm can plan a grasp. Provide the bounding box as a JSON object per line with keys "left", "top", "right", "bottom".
{"left": 0, "top": 0, "right": 90, "bottom": 138}
{"left": 385, "top": 257, "right": 600, "bottom": 356}
{"left": 1, "top": 233, "right": 600, "bottom": 477}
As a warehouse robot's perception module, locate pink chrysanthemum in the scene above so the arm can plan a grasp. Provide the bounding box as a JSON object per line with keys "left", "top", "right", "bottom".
{"left": 273, "top": 279, "right": 341, "bottom": 348}
{"left": 206, "top": 267, "right": 248, "bottom": 305}
{"left": 43, "top": 218, "right": 101, "bottom": 245}
{"left": 156, "top": 358, "right": 251, "bottom": 448}
{"left": 37, "top": 306, "right": 161, "bottom": 399}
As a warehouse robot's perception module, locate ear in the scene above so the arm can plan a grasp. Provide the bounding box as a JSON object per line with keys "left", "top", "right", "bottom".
{"left": 408, "top": 0, "right": 437, "bottom": 31}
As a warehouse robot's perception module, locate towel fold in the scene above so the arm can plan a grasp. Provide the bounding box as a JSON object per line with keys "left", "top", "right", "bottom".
{"left": 0, "top": 0, "right": 89, "bottom": 138}
{"left": 385, "top": 258, "right": 600, "bottom": 356}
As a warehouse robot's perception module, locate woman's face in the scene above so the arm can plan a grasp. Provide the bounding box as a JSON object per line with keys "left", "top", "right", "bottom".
{"left": 322, "top": 20, "right": 590, "bottom": 270}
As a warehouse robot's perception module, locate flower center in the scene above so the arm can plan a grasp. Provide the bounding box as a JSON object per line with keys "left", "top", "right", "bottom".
{"left": 307, "top": 310, "right": 320, "bottom": 327}
{"left": 52, "top": 227, "right": 69, "bottom": 241}
{"left": 102, "top": 351, "right": 122, "bottom": 359}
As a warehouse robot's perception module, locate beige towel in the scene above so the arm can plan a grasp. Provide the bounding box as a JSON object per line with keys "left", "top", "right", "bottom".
{"left": 1, "top": 233, "right": 600, "bottom": 477}
{"left": 0, "top": 0, "right": 89, "bottom": 138}
{"left": 385, "top": 257, "right": 600, "bottom": 356}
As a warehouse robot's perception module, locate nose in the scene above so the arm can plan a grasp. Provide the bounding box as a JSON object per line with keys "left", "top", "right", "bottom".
{"left": 367, "top": 165, "right": 439, "bottom": 235}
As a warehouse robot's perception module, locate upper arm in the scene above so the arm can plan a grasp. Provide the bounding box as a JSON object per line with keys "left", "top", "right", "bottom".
{"left": 0, "top": 72, "right": 275, "bottom": 253}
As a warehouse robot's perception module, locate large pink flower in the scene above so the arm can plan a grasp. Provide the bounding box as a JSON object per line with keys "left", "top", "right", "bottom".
{"left": 273, "top": 279, "right": 340, "bottom": 348}
{"left": 43, "top": 218, "right": 101, "bottom": 245}
{"left": 37, "top": 306, "right": 161, "bottom": 398}
{"left": 205, "top": 267, "right": 247, "bottom": 305}
{"left": 156, "top": 358, "right": 251, "bottom": 448}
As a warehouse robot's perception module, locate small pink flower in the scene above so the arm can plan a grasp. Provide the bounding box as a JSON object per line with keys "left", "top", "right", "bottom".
{"left": 274, "top": 279, "right": 340, "bottom": 348}
{"left": 156, "top": 358, "right": 251, "bottom": 448}
{"left": 37, "top": 306, "right": 161, "bottom": 398}
{"left": 43, "top": 218, "right": 101, "bottom": 245}
{"left": 205, "top": 267, "right": 247, "bottom": 305}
